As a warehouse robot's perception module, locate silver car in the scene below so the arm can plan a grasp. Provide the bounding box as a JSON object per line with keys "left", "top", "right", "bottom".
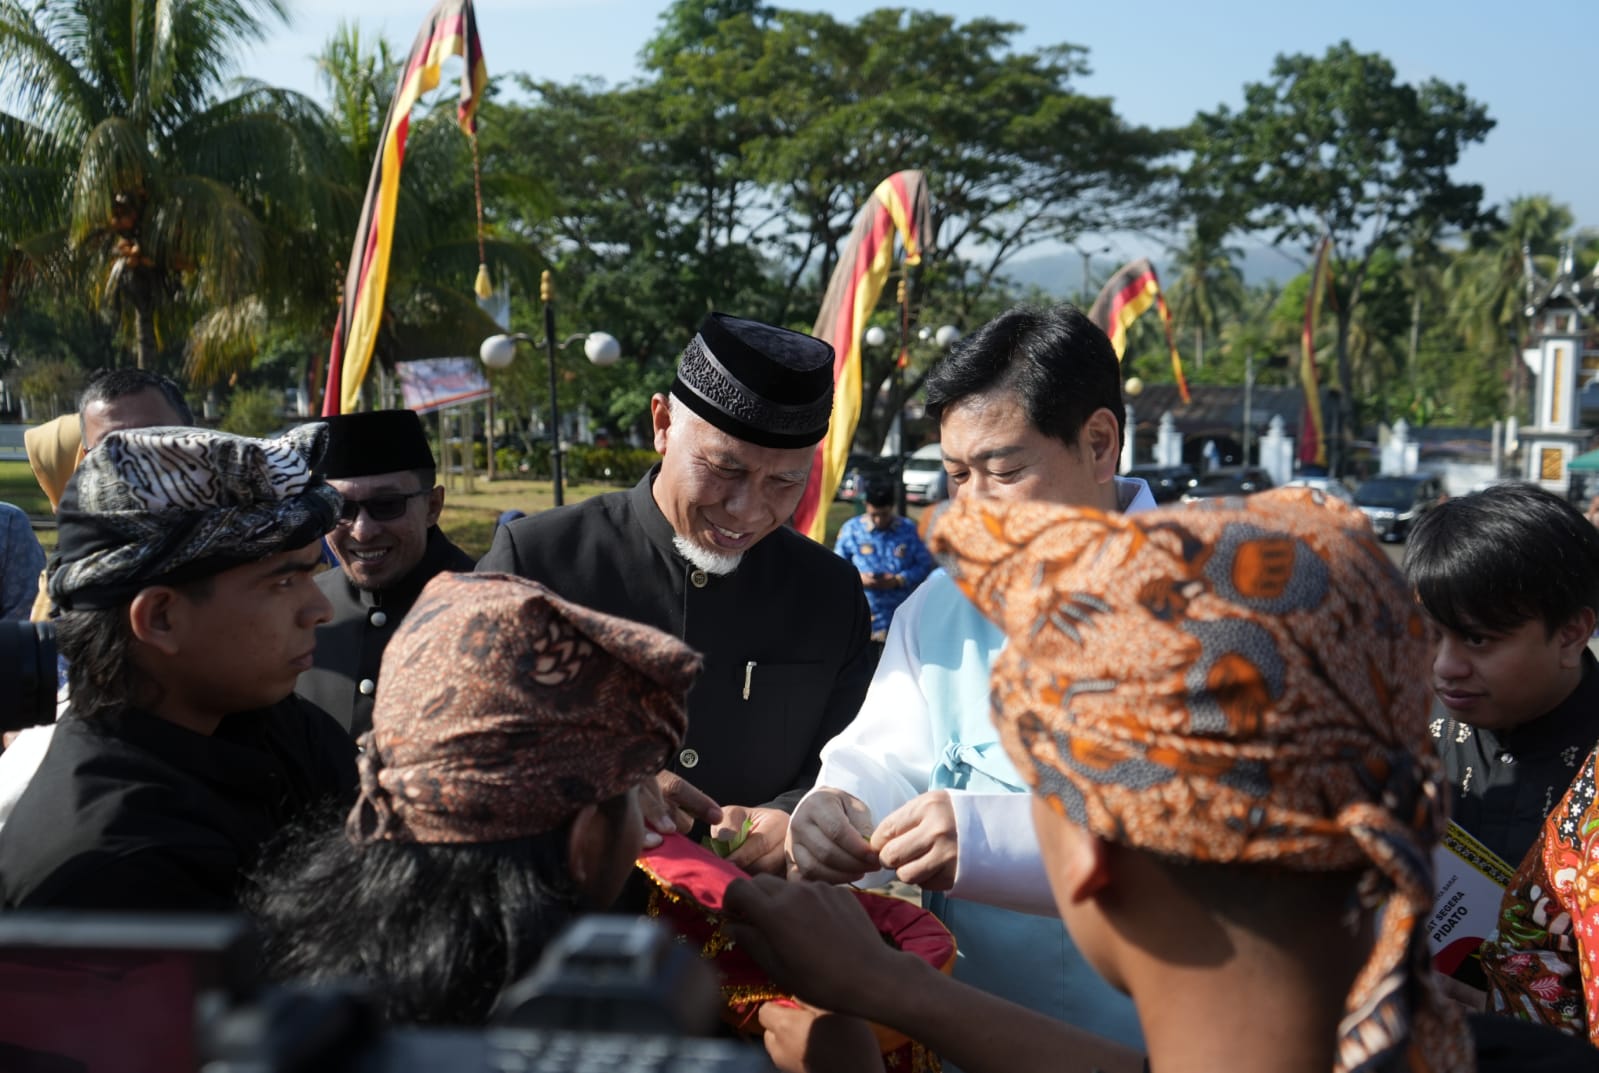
{"left": 901, "top": 443, "right": 947, "bottom": 505}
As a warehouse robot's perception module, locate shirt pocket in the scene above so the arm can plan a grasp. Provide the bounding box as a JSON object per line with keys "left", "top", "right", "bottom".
{"left": 744, "top": 661, "right": 832, "bottom": 762}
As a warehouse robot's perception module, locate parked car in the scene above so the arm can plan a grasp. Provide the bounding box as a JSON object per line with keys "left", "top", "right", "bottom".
{"left": 1179, "top": 466, "right": 1275, "bottom": 502}
{"left": 1353, "top": 473, "right": 1445, "bottom": 542}
{"left": 836, "top": 453, "right": 899, "bottom": 501}
{"left": 901, "top": 443, "right": 948, "bottom": 505}
{"left": 1282, "top": 475, "right": 1356, "bottom": 504}
{"left": 1126, "top": 464, "right": 1199, "bottom": 504}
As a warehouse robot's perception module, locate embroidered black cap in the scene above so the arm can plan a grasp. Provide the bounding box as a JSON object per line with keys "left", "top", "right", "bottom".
{"left": 669, "top": 313, "right": 835, "bottom": 449}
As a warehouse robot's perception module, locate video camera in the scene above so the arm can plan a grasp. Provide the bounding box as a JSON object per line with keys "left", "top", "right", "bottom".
{"left": 0, "top": 913, "right": 774, "bottom": 1073}
{"left": 0, "top": 619, "right": 55, "bottom": 732}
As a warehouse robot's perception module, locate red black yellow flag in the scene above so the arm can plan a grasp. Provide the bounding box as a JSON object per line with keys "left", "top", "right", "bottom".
{"left": 1087, "top": 258, "right": 1190, "bottom": 404}
{"left": 321, "top": 0, "right": 488, "bottom": 416}
{"left": 794, "top": 171, "right": 932, "bottom": 543}
{"left": 1299, "top": 236, "right": 1333, "bottom": 467}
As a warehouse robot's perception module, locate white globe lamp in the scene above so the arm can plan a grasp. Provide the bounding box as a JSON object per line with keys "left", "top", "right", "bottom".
{"left": 479, "top": 334, "right": 517, "bottom": 370}
{"left": 584, "top": 332, "right": 621, "bottom": 367}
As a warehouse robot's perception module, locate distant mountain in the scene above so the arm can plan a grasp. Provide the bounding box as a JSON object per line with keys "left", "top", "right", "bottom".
{"left": 1000, "top": 241, "right": 1305, "bottom": 301}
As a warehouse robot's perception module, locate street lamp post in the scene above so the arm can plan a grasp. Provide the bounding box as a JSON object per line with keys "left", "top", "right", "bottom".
{"left": 1243, "top": 351, "right": 1256, "bottom": 466}
{"left": 480, "top": 269, "right": 619, "bottom": 507}
{"left": 541, "top": 272, "right": 564, "bottom": 504}
{"left": 1073, "top": 243, "right": 1112, "bottom": 307}
{"left": 1243, "top": 353, "right": 1288, "bottom": 468}
{"left": 864, "top": 313, "right": 959, "bottom": 514}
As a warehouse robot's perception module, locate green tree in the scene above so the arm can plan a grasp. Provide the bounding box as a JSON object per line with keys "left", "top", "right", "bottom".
{"left": 1167, "top": 222, "right": 1244, "bottom": 371}
{"left": 1444, "top": 194, "right": 1575, "bottom": 421}
{"left": 491, "top": 4, "right": 1176, "bottom": 449}
{"left": 219, "top": 384, "right": 282, "bottom": 436}
{"left": 0, "top": 0, "right": 339, "bottom": 372}
{"left": 1188, "top": 41, "right": 1494, "bottom": 449}
{"left": 192, "top": 26, "right": 547, "bottom": 404}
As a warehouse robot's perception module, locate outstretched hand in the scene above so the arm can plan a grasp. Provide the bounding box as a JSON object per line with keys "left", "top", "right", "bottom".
{"left": 757, "top": 1000, "right": 883, "bottom": 1073}
{"left": 871, "top": 790, "right": 958, "bottom": 891}
{"left": 725, "top": 874, "right": 909, "bottom": 1017}
{"left": 716, "top": 805, "right": 790, "bottom": 875}
{"left": 787, "top": 788, "right": 880, "bottom": 883}
{"left": 639, "top": 770, "right": 722, "bottom": 849}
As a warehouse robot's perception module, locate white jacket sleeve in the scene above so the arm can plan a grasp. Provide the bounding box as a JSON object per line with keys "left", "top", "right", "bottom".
{"left": 945, "top": 791, "right": 1059, "bottom": 915}
{"left": 804, "top": 581, "right": 943, "bottom": 886}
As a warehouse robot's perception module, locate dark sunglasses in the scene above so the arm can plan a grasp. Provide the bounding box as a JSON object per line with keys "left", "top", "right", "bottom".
{"left": 337, "top": 489, "right": 429, "bottom": 524}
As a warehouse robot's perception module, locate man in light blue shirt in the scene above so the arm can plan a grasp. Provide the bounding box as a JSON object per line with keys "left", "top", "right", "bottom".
{"left": 791, "top": 304, "right": 1154, "bottom": 1052}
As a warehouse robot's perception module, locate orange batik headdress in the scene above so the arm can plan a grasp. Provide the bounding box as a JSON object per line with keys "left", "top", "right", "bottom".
{"left": 924, "top": 487, "right": 1473, "bottom": 1073}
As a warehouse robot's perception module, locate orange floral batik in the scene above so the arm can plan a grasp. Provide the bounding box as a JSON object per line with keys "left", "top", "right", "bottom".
{"left": 923, "top": 487, "right": 1472, "bottom": 1073}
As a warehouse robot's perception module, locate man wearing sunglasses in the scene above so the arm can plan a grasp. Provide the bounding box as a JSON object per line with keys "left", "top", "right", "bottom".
{"left": 296, "top": 409, "right": 475, "bottom": 736}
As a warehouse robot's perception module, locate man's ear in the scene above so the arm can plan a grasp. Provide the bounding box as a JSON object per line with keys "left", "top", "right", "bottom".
{"left": 425, "top": 484, "right": 445, "bottom": 527}
{"left": 128, "top": 587, "right": 185, "bottom": 657}
{"left": 650, "top": 394, "right": 672, "bottom": 455}
{"left": 566, "top": 801, "right": 607, "bottom": 902}
{"left": 1065, "top": 832, "right": 1116, "bottom": 905}
{"left": 1081, "top": 407, "right": 1122, "bottom": 485}
{"left": 1556, "top": 606, "right": 1597, "bottom": 669}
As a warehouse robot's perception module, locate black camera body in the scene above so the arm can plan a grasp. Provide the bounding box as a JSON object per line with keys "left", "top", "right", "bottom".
{"left": 0, "top": 913, "right": 774, "bottom": 1073}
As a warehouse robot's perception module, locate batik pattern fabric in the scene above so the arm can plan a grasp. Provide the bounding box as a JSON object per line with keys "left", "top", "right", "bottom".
{"left": 348, "top": 572, "right": 698, "bottom": 844}
{"left": 49, "top": 424, "right": 342, "bottom": 610}
{"left": 923, "top": 486, "right": 1473, "bottom": 1073}
{"left": 1480, "top": 744, "right": 1599, "bottom": 1043}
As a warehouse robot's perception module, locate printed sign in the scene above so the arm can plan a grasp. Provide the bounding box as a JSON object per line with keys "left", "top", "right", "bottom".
{"left": 395, "top": 357, "right": 491, "bottom": 414}
{"left": 1428, "top": 821, "right": 1513, "bottom": 983}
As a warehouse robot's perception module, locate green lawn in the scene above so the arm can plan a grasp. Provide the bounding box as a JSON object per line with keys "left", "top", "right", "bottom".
{"left": 0, "top": 458, "right": 874, "bottom": 560}
{"left": 0, "top": 460, "right": 51, "bottom": 518}
{"left": 0, "top": 460, "right": 54, "bottom": 551}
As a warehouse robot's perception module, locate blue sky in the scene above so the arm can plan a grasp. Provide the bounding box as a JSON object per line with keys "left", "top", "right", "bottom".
{"left": 239, "top": 0, "right": 1599, "bottom": 255}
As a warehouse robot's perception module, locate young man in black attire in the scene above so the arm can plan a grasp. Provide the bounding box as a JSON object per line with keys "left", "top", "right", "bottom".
{"left": 0, "top": 424, "right": 357, "bottom": 911}
{"left": 1404, "top": 482, "right": 1599, "bottom": 870}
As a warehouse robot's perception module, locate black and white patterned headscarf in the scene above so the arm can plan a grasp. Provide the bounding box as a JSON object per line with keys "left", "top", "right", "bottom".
{"left": 50, "top": 424, "right": 342, "bottom": 611}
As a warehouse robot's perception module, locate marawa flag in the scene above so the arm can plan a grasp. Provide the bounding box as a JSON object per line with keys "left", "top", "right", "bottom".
{"left": 793, "top": 171, "right": 933, "bottom": 543}
{"left": 1300, "top": 236, "right": 1333, "bottom": 467}
{"left": 1087, "top": 258, "right": 1190, "bottom": 404}
{"left": 321, "top": 0, "right": 488, "bottom": 416}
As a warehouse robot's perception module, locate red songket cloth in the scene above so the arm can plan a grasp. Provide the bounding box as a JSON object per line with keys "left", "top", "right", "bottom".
{"left": 636, "top": 834, "right": 955, "bottom": 1070}
{"left": 1481, "top": 743, "right": 1599, "bottom": 1043}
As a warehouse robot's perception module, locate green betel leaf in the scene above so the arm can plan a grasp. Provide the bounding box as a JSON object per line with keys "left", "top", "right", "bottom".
{"left": 701, "top": 816, "right": 755, "bottom": 859}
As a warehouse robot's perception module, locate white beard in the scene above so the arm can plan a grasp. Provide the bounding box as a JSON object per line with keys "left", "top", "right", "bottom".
{"left": 673, "top": 534, "right": 742, "bottom": 576}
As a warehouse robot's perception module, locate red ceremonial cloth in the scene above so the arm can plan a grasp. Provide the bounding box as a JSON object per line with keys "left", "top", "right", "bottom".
{"left": 636, "top": 834, "right": 955, "bottom": 1065}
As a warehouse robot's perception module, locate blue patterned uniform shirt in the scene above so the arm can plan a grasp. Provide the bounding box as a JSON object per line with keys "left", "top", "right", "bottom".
{"left": 0, "top": 502, "right": 44, "bottom": 621}
{"left": 833, "top": 512, "right": 935, "bottom": 636}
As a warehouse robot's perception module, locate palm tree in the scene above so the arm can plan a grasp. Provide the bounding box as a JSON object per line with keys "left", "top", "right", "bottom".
{"left": 0, "top": 0, "right": 336, "bottom": 370}
{"left": 1444, "top": 195, "right": 1574, "bottom": 419}
{"left": 297, "top": 24, "right": 544, "bottom": 378}
{"left": 1168, "top": 223, "right": 1244, "bottom": 370}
